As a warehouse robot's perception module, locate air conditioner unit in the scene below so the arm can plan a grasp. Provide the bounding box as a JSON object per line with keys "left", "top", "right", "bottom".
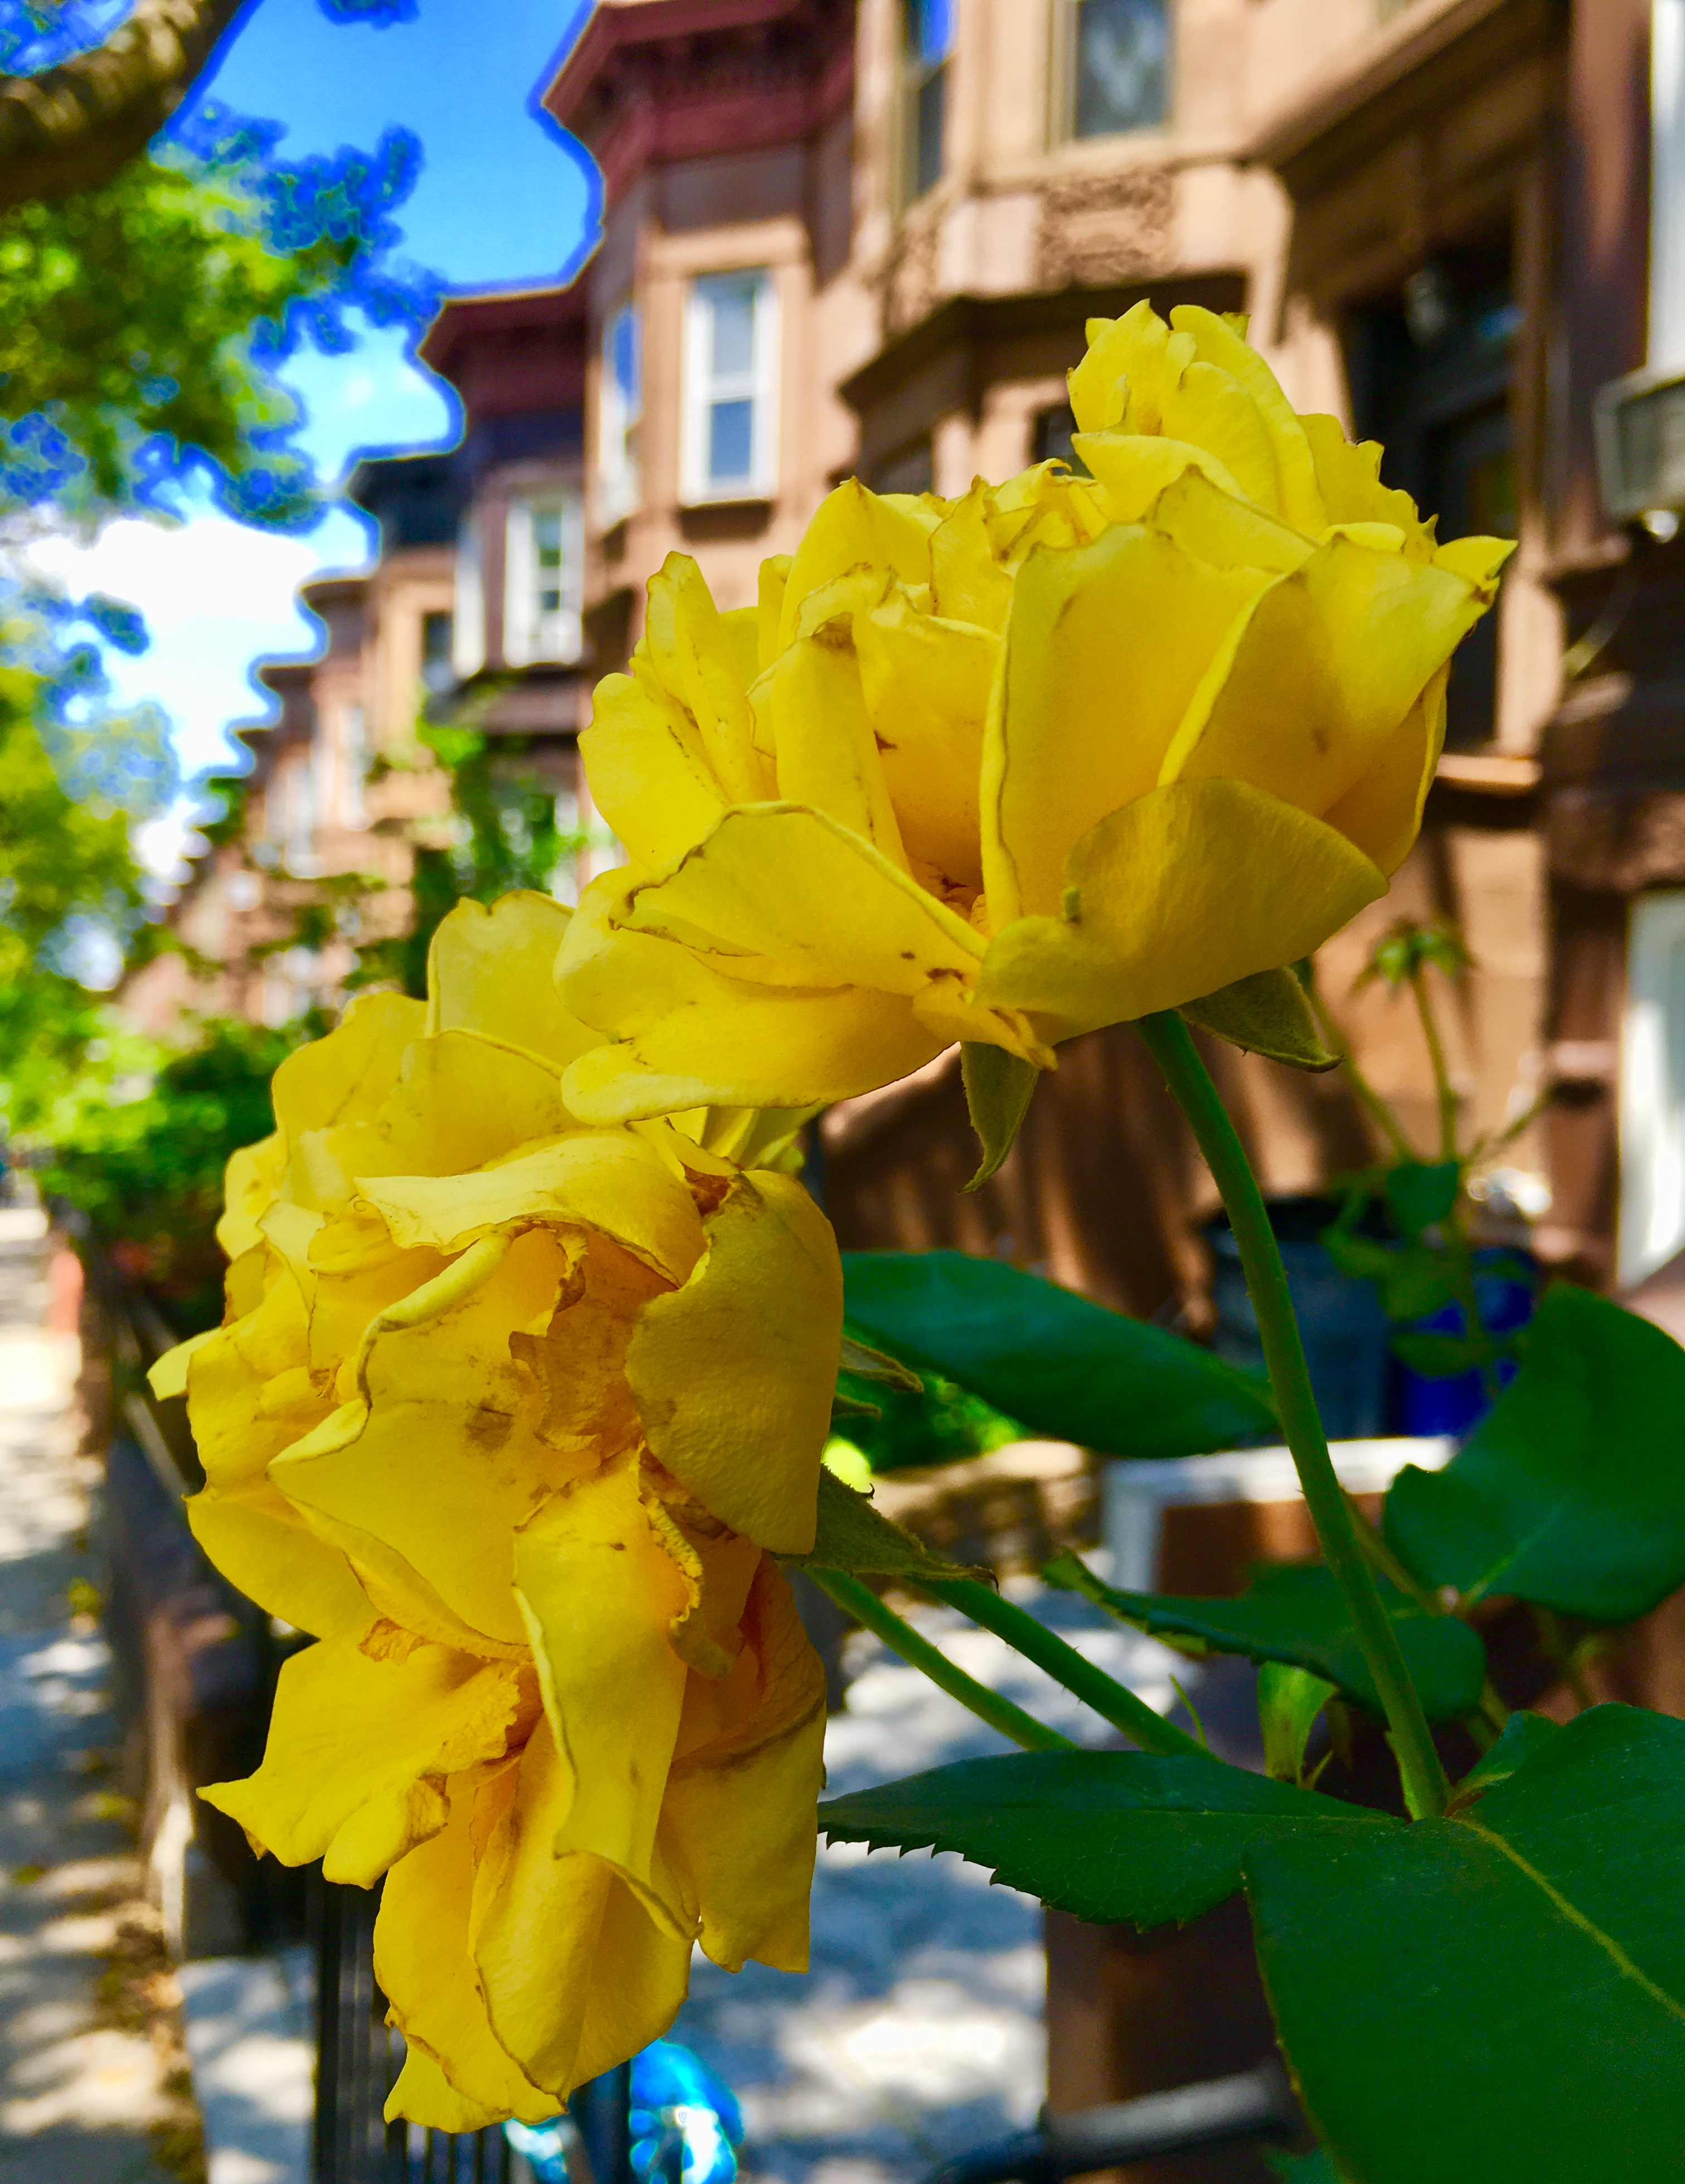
{"left": 1595, "top": 362, "right": 1685, "bottom": 522}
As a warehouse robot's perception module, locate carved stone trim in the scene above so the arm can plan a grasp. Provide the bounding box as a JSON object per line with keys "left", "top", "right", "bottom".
{"left": 1035, "top": 164, "right": 1176, "bottom": 290}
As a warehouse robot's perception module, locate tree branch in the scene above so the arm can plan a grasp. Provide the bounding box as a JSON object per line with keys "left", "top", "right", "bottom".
{"left": 0, "top": 0, "right": 249, "bottom": 213}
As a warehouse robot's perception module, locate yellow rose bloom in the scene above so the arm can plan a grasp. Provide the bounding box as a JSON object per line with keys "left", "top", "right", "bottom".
{"left": 151, "top": 893, "right": 839, "bottom": 2129}
{"left": 556, "top": 302, "right": 1511, "bottom": 1123}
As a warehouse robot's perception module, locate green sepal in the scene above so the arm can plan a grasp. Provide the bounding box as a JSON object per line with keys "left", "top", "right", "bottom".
{"left": 960, "top": 1042, "right": 1041, "bottom": 1190}
{"left": 785, "top": 1464, "right": 987, "bottom": 1584}
{"left": 1043, "top": 1551, "right": 1486, "bottom": 1722}
{"left": 1181, "top": 967, "right": 1337, "bottom": 1072}
{"left": 838, "top": 1332, "right": 924, "bottom": 1392}
{"left": 1258, "top": 1662, "right": 1338, "bottom": 1787}
{"left": 1385, "top": 1284, "right": 1685, "bottom": 1621}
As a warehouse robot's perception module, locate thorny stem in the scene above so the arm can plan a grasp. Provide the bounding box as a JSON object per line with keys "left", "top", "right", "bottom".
{"left": 1408, "top": 967, "right": 1460, "bottom": 1165}
{"left": 808, "top": 1570, "right": 1077, "bottom": 1753}
{"left": 926, "top": 1575, "right": 1208, "bottom": 1760}
{"left": 1139, "top": 1011, "right": 1451, "bottom": 1819}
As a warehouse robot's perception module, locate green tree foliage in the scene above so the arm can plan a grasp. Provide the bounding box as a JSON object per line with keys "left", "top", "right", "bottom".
{"left": 0, "top": 143, "right": 362, "bottom": 521}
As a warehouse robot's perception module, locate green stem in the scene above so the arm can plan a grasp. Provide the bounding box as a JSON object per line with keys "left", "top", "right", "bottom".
{"left": 926, "top": 1576, "right": 1208, "bottom": 1760}
{"left": 809, "top": 1569, "right": 1077, "bottom": 1753}
{"left": 1304, "top": 971, "right": 1415, "bottom": 1160}
{"left": 1139, "top": 1012, "right": 1451, "bottom": 1819}
{"left": 1409, "top": 968, "right": 1459, "bottom": 1163}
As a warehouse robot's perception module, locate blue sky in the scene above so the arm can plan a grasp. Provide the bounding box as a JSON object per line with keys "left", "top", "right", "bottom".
{"left": 40, "top": 0, "right": 603, "bottom": 819}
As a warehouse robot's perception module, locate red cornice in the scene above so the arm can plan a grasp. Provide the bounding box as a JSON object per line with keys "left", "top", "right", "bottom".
{"left": 543, "top": 0, "right": 853, "bottom": 208}
{"left": 419, "top": 285, "right": 585, "bottom": 385}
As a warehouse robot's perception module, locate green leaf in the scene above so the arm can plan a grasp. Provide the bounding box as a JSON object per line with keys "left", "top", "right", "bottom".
{"left": 1385, "top": 1284, "right": 1685, "bottom": 1620}
{"left": 785, "top": 1464, "right": 986, "bottom": 1583}
{"left": 1249, "top": 1706, "right": 1685, "bottom": 2183}
{"left": 1043, "top": 1554, "right": 1485, "bottom": 1722}
{"left": 1267, "top": 2154, "right": 1341, "bottom": 2184}
{"left": 1181, "top": 966, "right": 1337, "bottom": 1072}
{"left": 1257, "top": 1663, "right": 1338, "bottom": 1785}
{"left": 960, "top": 1043, "right": 1041, "bottom": 1190}
{"left": 841, "top": 1251, "right": 1277, "bottom": 1458}
{"left": 819, "top": 1749, "right": 1395, "bottom": 1926}
{"left": 1320, "top": 1231, "right": 1456, "bottom": 1323}
{"left": 838, "top": 1332, "right": 924, "bottom": 1393}
{"left": 1445, "top": 1709, "right": 1560, "bottom": 1811}
{"left": 1382, "top": 1159, "right": 1460, "bottom": 1237}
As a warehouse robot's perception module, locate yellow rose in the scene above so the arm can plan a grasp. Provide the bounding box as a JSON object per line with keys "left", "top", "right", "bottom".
{"left": 556, "top": 302, "right": 1511, "bottom": 1123}
{"left": 152, "top": 892, "right": 839, "bottom": 2129}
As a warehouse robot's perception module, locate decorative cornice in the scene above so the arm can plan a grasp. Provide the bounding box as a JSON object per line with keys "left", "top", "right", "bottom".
{"left": 543, "top": 0, "right": 853, "bottom": 208}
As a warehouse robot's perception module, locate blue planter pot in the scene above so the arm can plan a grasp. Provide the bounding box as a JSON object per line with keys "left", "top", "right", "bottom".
{"left": 1204, "top": 1197, "right": 1394, "bottom": 1443}
{"left": 1394, "top": 1251, "right": 1538, "bottom": 1436}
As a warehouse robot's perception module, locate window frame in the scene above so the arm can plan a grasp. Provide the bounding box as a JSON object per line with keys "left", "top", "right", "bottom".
{"left": 900, "top": 0, "right": 954, "bottom": 206}
{"left": 503, "top": 491, "right": 585, "bottom": 668}
{"left": 599, "top": 299, "right": 642, "bottom": 525}
{"left": 1054, "top": 0, "right": 1173, "bottom": 147}
{"left": 681, "top": 269, "right": 780, "bottom": 507}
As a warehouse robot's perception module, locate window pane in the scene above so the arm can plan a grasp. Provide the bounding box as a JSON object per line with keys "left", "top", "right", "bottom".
{"left": 905, "top": 0, "right": 954, "bottom": 63}
{"left": 708, "top": 397, "right": 755, "bottom": 485}
{"left": 914, "top": 62, "right": 946, "bottom": 196}
{"left": 1074, "top": 0, "right": 1168, "bottom": 138}
{"left": 708, "top": 281, "right": 758, "bottom": 379}
{"left": 609, "top": 305, "right": 639, "bottom": 410}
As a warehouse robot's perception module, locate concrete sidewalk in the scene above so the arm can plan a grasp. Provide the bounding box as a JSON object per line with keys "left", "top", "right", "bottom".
{"left": 0, "top": 1204, "right": 195, "bottom": 2184}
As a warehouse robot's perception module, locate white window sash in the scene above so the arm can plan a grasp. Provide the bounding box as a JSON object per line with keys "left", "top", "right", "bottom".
{"left": 1620, "top": 890, "right": 1685, "bottom": 1284}
{"left": 600, "top": 303, "right": 642, "bottom": 524}
{"left": 453, "top": 513, "right": 487, "bottom": 678}
{"left": 682, "top": 271, "right": 779, "bottom": 506}
{"left": 504, "top": 494, "right": 584, "bottom": 668}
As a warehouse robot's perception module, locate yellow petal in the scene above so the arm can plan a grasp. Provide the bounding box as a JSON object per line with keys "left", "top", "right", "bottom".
{"left": 274, "top": 1234, "right": 582, "bottom": 1652}
{"left": 643, "top": 554, "right": 767, "bottom": 804}
{"left": 854, "top": 588, "right": 996, "bottom": 896}
{"left": 757, "top": 608, "right": 911, "bottom": 871}
{"left": 426, "top": 892, "right": 599, "bottom": 1071}
{"left": 1067, "top": 299, "right": 1172, "bottom": 434}
{"left": 1169, "top": 305, "right": 1327, "bottom": 533}
{"left": 556, "top": 814, "right": 1035, "bottom": 1118}
{"left": 1158, "top": 357, "right": 1283, "bottom": 513}
{"left": 148, "top": 1327, "right": 216, "bottom": 1402}
{"left": 269, "top": 991, "right": 424, "bottom": 1152}
{"left": 1073, "top": 432, "right": 1247, "bottom": 523}
{"left": 1322, "top": 662, "right": 1448, "bottom": 877}
{"left": 627, "top": 1171, "right": 841, "bottom": 1554}
{"left": 472, "top": 1720, "right": 693, "bottom": 2099}
{"left": 202, "top": 1637, "right": 525, "bottom": 1885}
{"left": 187, "top": 1482, "right": 374, "bottom": 1642}
{"left": 378, "top": 1031, "right": 574, "bottom": 1173}
{"left": 983, "top": 525, "right": 1273, "bottom": 924}
{"left": 663, "top": 1561, "right": 824, "bottom": 1972}
{"left": 1159, "top": 531, "right": 1493, "bottom": 820}
{"left": 216, "top": 1133, "right": 285, "bottom": 1260}
{"left": 582, "top": 666, "right": 731, "bottom": 871}
{"left": 1434, "top": 533, "right": 1515, "bottom": 593}
{"left": 776, "top": 479, "right": 938, "bottom": 651}
{"left": 1299, "top": 413, "right": 1431, "bottom": 546}
{"left": 377, "top": 1779, "right": 559, "bottom": 2128}
{"left": 358, "top": 1133, "right": 706, "bottom": 1287}
{"left": 1144, "top": 467, "right": 1316, "bottom": 575}
{"left": 977, "top": 777, "right": 1387, "bottom": 1041}
{"left": 512, "top": 1464, "right": 692, "bottom": 1925}
{"left": 757, "top": 555, "right": 791, "bottom": 670}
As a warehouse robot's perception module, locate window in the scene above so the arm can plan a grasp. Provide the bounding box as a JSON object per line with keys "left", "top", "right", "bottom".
{"left": 453, "top": 515, "right": 486, "bottom": 678}
{"left": 902, "top": 0, "right": 953, "bottom": 201}
{"left": 420, "top": 610, "right": 454, "bottom": 695}
{"left": 1621, "top": 894, "right": 1685, "bottom": 1286}
{"left": 599, "top": 301, "right": 642, "bottom": 523}
{"left": 1064, "top": 0, "right": 1169, "bottom": 140}
{"left": 1032, "top": 403, "right": 1092, "bottom": 475}
{"left": 683, "top": 271, "right": 778, "bottom": 504}
{"left": 504, "top": 494, "right": 583, "bottom": 666}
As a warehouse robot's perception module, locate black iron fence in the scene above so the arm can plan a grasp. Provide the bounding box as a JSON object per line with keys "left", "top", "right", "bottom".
{"left": 313, "top": 1875, "right": 517, "bottom": 2184}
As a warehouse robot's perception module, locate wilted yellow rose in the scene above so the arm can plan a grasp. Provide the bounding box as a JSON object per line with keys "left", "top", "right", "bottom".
{"left": 556, "top": 302, "right": 1510, "bottom": 1123}
{"left": 151, "top": 893, "right": 839, "bottom": 2129}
